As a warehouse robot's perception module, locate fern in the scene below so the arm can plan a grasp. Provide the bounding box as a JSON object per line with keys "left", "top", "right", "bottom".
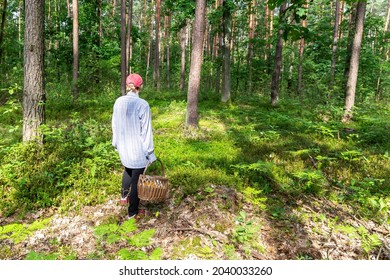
{"left": 117, "top": 249, "right": 148, "bottom": 260}
{"left": 129, "top": 229, "right": 155, "bottom": 247}
{"left": 119, "top": 219, "right": 138, "bottom": 234}
{"left": 25, "top": 251, "right": 59, "bottom": 260}
{"left": 94, "top": 223, "right": 120, "bottom": 237}
{"left": 149, "top": 247, "right": 163, "bottom": 260}
{"left": 0, "top": 218, "right": 51, "bottom": 244}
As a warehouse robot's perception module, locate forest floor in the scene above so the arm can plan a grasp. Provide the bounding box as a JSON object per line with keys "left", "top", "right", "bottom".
{"left": 1, "top": 185, "right": 389, "bottom": 260}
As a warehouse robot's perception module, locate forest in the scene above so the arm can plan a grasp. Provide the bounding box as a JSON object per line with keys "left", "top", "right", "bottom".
{"left": 0, "top": 0, "right": 389, "bottom": 260}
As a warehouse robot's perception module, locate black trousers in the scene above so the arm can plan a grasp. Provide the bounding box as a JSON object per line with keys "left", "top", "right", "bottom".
{"left": 122, "top": 167, "right": 145, "bottom": 216}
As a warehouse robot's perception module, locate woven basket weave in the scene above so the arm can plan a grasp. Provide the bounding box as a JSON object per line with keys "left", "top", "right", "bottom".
{"left": 137, "top": 159, "right": 169, "bottom": 202}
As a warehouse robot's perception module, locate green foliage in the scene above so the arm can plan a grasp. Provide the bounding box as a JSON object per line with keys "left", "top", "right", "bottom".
{"left": 94, "top": 219, "right": 161, "bottom": 260}
{"left": 242, "top": 186, "right": 267, "bottom": 212}
{"left": 335, "top": 225, "right": 382, "bottom": 258}
{"left": 292, "top": 169, "right": 326, "bottom": 194}
{"left": 25, "top": 251, "right": 59, "bottom": 260}
{"left": 233, "top": 211, "right": 257, "bottom": 244}
{"left": 232, "top": 211, "right": 264, "bottom": 257}
{"left": 0, "top": 218, "right": 51, "bottom": 244}
{"left": 172, "top": 236, "right": 215, "bottom": 260}
{"left": 25, "top": 247, "right": 77, "bottom": 260}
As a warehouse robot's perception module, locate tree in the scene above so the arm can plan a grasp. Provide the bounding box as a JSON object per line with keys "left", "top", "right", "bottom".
{"left": 247, "top": 0, "right": 256, "bottom": 93}
{"left": 0, "top": 0, "right": 7, "bottom": 62}
{"left": 297, "top": 2, "right": 307, "bottom": 94}
{"left": 186, "top": 0, "right": 206, "bottom": 128}
{"left": 121, "top": 0, "right": 126, "bottom": 95}
{"left": 342, "top": 1, "right": 367, "bottom": 122}
{"left": 154, "top": 0, "right": 161, "bottom": 90}
{"left": 330, "top": 0, "right": 340, "bottom": 89}
{"left": 221, "top": 0, "right": 232, "bottom": 103}
{"left": 376, "top": 0, "right": 390, "bottom": 99}
{"left": 72, "top": 0, "right": 79, "bottom": 98}
{"left": 344, "top": 2, "right": 357, "bottom": 82}
{"left": 270, "top": 2, "right": 287, "bottom": 106}
{"left": 23, "top": 0, "right": 45, "bottom": 143}
{"left": 126, "top": 0, "right": 133, "bottom": 75}
{"left": 180, "top": 24, "right": 187, "bottom": 92}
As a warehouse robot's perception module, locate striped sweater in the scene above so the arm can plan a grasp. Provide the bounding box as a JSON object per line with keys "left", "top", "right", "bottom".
{"left": 112, "top": 92, "right": 156, "bottom": 168}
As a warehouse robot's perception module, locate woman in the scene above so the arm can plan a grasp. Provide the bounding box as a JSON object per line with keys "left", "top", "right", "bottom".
{"left": 112, "top": 73, "right": 156, "bottom": 219}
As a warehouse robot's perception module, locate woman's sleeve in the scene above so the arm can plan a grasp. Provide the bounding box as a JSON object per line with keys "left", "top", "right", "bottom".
{"left": 140, "top": 104, "right": 156, "bottom": 163}
{"left": 111, "top": 103, "right": 118, "bottom": 149}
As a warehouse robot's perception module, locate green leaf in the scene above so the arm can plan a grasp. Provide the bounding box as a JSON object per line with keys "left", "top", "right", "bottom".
{"left": 149, "top": 247, "right": 163, "bottom": 260}
{"left": 119, "top": 219, "right": 137, "bottom": 234}
{"left": 25, "top": 251, "right": 59, "bottom": 260}
{"left": 94, "top": 223, "right": 119, "bottom": 237}
{"left": 129, "top": 229, "right": 155, "bottom": 247}
{"left": 117, "top": 249, "right": 148, "bottom": 260}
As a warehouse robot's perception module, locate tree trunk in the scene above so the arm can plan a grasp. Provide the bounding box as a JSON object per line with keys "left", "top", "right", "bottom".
{"left": 120, "top": 0, "right": 126, "bottom": 95}
{"left": 145, "top": 0, "right": 153, "bottom": 84}
{"left": 154, "top": 0, "right": 161, "bottom": 90}
{"left": 221, "top": 0, "right": 232, "bottom": 103}
{"left": 186, "top": 0, "right": 206, "bottom": 128}
{"left": 247, "top": 0, "right": 256, "bottom": 93}
{"left": 265, "top": 0, "right": 269, "bottom": 63}
{"left": 166, "top": 15, "right": 171, "bottom": 89}
{"left": 180, "top": 25, "right": 187, "bottom": 92}
{"left": 0, "top": 0, "right": 7, "bottom": 63}
{"left": 338, "top": 0, "right": 344, "bottom": 40}
{"left": 18, "top": 0, "right": 22, "bottom": 60}
{"left": 330, "top": 0, "right": 340, "bottom": 89}
{"left": 126, "top": 0, "right": 133, "bottom": 75}
{"left": 67, "top": 0, "right": 71, "bottom": 17}
{"left": 23, "top": 0, "right": 45, "bottom": 143}
{"left": 342, "top": 1, "right": 366, "bottom": 122}
{"left": 344, "top": 3, "right": 357, "bottom": 82}
{"left": 383, "top": 0, "right": 390, "bottom": 62}
{"left": 375, "top": 0, "right": 390, "bottom": 99}
{"left": 72, "top": 0, "right": 79, "bottom": 98}
{"left": 270, "top": 3, "right": 287, "bottom": 106}
{"left": 297, "top": 4, "right": 307, "bottom": 94}
{"left": 266, "top": 3, "right": 274, "bottom": 74}
{"left": 215, "top": 0, "right": 222, "bottom": 94}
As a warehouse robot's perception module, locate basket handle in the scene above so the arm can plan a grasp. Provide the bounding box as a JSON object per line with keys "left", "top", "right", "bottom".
{"left": 143, "top": 158, "right": 165, "bottom": 176}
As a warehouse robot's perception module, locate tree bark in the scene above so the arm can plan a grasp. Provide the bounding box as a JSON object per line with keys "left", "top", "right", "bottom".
{"left": 126, "top": 0, "right": 133, "bottom": 75}
{"left": 67, "top": 0, "right": 71, "bottom": 17}
{"left": 221, "top": 0, "right": 232, "bottom": 103}
{"left": 270, "top": 3, "right": 287, "bottom": 106}
{"left": 342, "top": 1, "right": 366, "bottom": 122}
{"left": 166, "top": 15, "right": 171, "bottom": 89}
{"left": 120, "top": 0, "right": 126, "bottom": 95}
{"left": 0, "top": 0, "right": 7, "bottom": 63}
{"left": 375, "top": 0, "right": 390, "bottom": 99}
{"left": 330, "top": 0, "right": 340, "bottom": 89}
{"left": 23, "top": 0, "right": 45, "bottom": 143}
{"left": 180, "top": 25, "right": 187, "bottom": 92}
{"left": 266, "top": 4, "right": 274, "bottom": 74}
{"left": 384, "top": 0, "right": 390, "bottom": 61}
{"left": 344, "top": 3, "right": 357, "bottom": 82}
{"left": 297, "top": 4, "right": 307, "bottom": 94}
{"left": 338, "top": 0, "right": 344, "bottom": 40}
{"left": 72, "top": 0, "right": 79, "bottom": 98}
{"left": 154, "top": 0, "right": 161, "bottom": 90}
{"left": 247, "top": 0, "right": 256, "bottom": 93}
{"left": 186, "top": 0, "right": 206, "bottom": 128}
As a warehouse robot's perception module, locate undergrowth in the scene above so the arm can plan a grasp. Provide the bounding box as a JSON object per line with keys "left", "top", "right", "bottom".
{"left": 1, "top": 85, "right": 389, "bottom": 259}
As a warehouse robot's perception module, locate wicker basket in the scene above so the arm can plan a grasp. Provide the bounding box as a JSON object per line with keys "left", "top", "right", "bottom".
{"left": 137, "top": 159, "right": 169, "bottom": 202}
